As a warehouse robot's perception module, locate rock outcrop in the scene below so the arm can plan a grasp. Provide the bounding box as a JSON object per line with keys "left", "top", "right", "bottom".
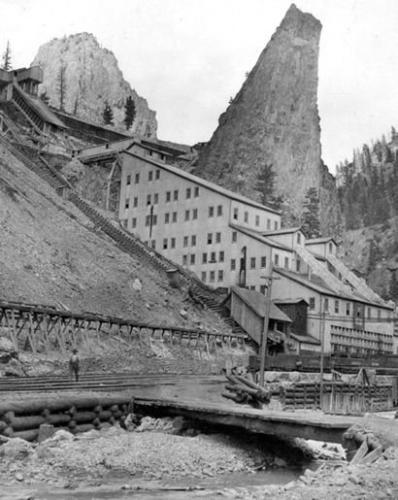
{"left": 31, "top": 33, "right": 157, "bottom": 137}
{"left": 194, "top": 4, "right": 322, "bottom": 218}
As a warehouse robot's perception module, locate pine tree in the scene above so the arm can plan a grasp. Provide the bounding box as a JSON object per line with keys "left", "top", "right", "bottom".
{"left": 123, "top": 96, "right": 136, "bottom": 130}
{"left": 256, "top": 163, "right": 275, "bottom": 205}
{"left": 102, "top": 102, "right": 114, "bottom": 125}
{"left": 1, "top": 41, "right": 11, "bottom": 71}
{"left": 301, "top": 187, "right": 321, "bottom": 238}
{"left": 57, "top": 64, "right": 67, "bottom": 111}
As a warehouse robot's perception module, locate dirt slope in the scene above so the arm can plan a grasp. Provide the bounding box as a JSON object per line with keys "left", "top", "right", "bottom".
{"left": 0, "top": 143, "right": 228, "bottom": 333}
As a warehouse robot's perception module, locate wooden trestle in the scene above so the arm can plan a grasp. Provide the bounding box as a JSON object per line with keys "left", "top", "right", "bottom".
{"left": 0, "top": 301, "right": 247, "bottom": 355}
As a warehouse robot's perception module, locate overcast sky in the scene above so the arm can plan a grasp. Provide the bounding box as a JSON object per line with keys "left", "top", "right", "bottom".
{"left": 1, "top": 0, "right": 398, "bottom": 172}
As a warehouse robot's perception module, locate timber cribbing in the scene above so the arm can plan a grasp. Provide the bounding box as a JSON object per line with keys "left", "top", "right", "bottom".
{"left": 0, "top": 300, "right": 247, "bottom": 355}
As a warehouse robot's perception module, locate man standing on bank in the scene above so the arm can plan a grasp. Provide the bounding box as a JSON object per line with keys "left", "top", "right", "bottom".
{"left": 69, "top": 348, "right": 80, "bottom": 382}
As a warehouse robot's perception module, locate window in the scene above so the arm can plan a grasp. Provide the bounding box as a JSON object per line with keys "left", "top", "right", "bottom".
{"left": 171, "top": 238, "right": 176, "bottom": 249}
{"left": 210, "top": 252, "right": 216, "bottom": 262}
{"left": 296, "top": 258, "right": 301, "bottom": 272}
{"left": 261, "top": 256, "right": 267, "bottom": 268}
{"left": 209, "top": 206, "right": 214, "bottom": 217}
{"left": 192, "top": 208, "right": 198, "bottom": 220}
{"left": 148, "top": 171, "right": 153, "bottom": 181}
{"left": 346, "top": 302, "right": 350, "bottom": 316}
{"left": 250, "top": 257, "right": 256, "bottom": 269}
{"left": 166, "top": 191, "right": 171, "bottom": 202}
{"left": 267, "top": 219, "right": 271, "bottom": 230}
{"left": 218, "top": 270, "right": 224, "bottom": 282}
{"left": 163, "top": 238, "right": 168, "bottom": 250}
{"left": 260, "top": 285, "right": 266, "bottom": 295}
{"left": 125, "top": 199, "right": 130, "bottom": 209}
{"left": 152, "top": 215, "right": 157, "bottom": 226}
{"left": 183, "top": 236, "right": 189, "bottom": 247}
{"left": 367, "top": 307, "right": 371, "bottom": 319}
{"left": 201, "top": 272, "right": 206, "bottom": 282}
{"left": 232, "top": 231, "right": 237, "bottom": 243}
{"left": 255, "top": 215, "right": 260, "bottom": 227}
{"left": 217, "top": 205, "right": 223, "bottom": 216}
{"left": 186, "top": 188, "right": 191, "bottom": 199}
{"left": 190, "top": 254, "right": 196, "bottom": 265}
{"left": 145, "top": 215, "right": 151, "bottom": 226}
{"left": 194, "top": 187, "right": 199, "bottom": 197}
{"left": 183, "top": 255, "right": 188, "bottom": 266}
{"left": 215, "top": 232, "right": 221, "bottom": 243}
{"left": 324, "top": 298, "right": 329, "bottom": 312}
{"left": 284, "top": 257, "right": 289, "bottom": 269}
{"left": 154, "top": 193, "right": 159, "bottom": 204}
{"left": 191, "top": 235, "right": 197, "bottom": 246}
{"left": 165, "top": 213, "right": 170, "bottom": 224}
{"left": 274, "top": 254, "right": 279, "bottom": 266}
{"left": 155, "top": 169, "right": 160, "bottom": 180}
{"left": 126, "top": 175, "right": 131, "bottom": 185}
{"left": 172, "top": 212, "right": 177, "bottom": 223}
{"left": 209, "top": 271, "right": 215, "bottom": 283}
{"left": 122, "top": 219, "right": 128, "bottom": 228}
{"left": 297, "top": 233, "right": 301, "bottom": 244}
{"left": 231, "top": 259, "right": 236, "bottom": 271}
{"left": 244, "top": 211, "right": 248, "bottom": 223}
{"left": 377, "top": 309, "right": 381, "bottom": 320}
{"left": 233, "top": 208, "right": 238, "bottom": 220}
{"left": 219, "top": 251, "right": 224, "bottom": 262}
{"left": 135, "top": 173, "right": 140, "bottom": 184}
{"left": 274, "top": 221, "right": 278, "bottom": 230}
{"left": 329, "top": 242, "right": 333, "bottom": 253}
{"left": 146, "top": 194, "right": 151, "bottom": 205}
{"left": 202, "top": 253, "right": 207, "bottom": 264}
{"left": 132, "top": 218, "right": 137, "bottom": 228}
{"left": 150, "top": 240, "right": 156, "bottom": 249}
{"left": 207, "top": 233, "right": 213, "bottom": 244}
{"left": 174, "top": 190, "right": 178, "bottom": 201}
{"left": 250, "top": 285, "right": 256, "bottom": 291}
{"left": 309, "top": 297, "right": 315, "bottom": 310}
{"left": 335, "top": 300, "right": 339, "bottom": 314}
{"left": 133, "top": 197, "right": 138, "bottom": 207}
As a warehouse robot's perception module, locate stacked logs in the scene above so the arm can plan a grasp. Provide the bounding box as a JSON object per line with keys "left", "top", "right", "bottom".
{"left": 222, "top": 374, "right": 271, "bottom": 408}
{"left": 0, "top": 396, "right": 132, "bottom": 441}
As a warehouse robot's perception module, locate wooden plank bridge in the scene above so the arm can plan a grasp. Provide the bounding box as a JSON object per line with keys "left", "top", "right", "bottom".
{"left": 0, "top": 300, "right": 247, "bottom": 355}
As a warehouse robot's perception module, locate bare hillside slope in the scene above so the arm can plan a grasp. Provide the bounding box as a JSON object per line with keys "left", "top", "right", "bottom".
{"left": 0, "top": 143, "right": 228, "bottom": 333}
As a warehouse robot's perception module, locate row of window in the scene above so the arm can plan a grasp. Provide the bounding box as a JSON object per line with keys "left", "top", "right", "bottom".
{"left": 232, "top": 207, "right": 279, "bottom": 230}
{"left": 309, "top": 297, "right": 383, "bottom": 320}
{"left": 201, "top": 270, "right": 224, "bottom": 283}
{"left": 209, "top": 205, "right": 223, "bottom": 217}
{"left": 126, "top": 170, "right": 161, "bottom": 185}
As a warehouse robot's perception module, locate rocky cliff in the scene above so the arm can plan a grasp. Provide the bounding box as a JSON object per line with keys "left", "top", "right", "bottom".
{"left": 194, "top": 4, "right": 323, "bottom": 219}
{"left": 31, "top": 33, "right": 157, "bottom": 137}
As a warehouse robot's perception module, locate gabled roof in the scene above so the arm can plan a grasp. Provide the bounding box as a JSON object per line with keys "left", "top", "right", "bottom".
{"left": 231, "top": 286, "right": 292, "bottom": 323}
{"left": 230, "top": 224, "right": 293, "bottom": 252}
{"left": 123, "top": 150, "right": 282, "bottom": 215}
{"left": 274, "top": 267, "right": 394, "bottom": 310}
{"left": 261, "top": 226, "right": 303, "bottom": 237}
{"left": 306, "top": 236, "right": 337, "bottom": 246}
{"left": 274, "top": 298, "right": 309, "bottom": 305}
{"left": 290, "top": 332, "right": 320, "bottom": 345}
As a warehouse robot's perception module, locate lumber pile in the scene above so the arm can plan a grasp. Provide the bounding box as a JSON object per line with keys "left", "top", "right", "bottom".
{"left": 222, "top": 374, "right": 271, "bottom": 408}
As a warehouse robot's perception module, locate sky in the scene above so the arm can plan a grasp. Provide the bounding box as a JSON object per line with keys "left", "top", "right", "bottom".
{"left": 1, "top": 0, "right": 398, "bottom": 172}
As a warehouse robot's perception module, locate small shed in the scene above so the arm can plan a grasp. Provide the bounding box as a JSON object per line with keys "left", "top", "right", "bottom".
{"left": 230, "top": 286, "right": 292, "bottom": 349}
{"left": 273, "top": 298, "right": 308, "bottom": 335}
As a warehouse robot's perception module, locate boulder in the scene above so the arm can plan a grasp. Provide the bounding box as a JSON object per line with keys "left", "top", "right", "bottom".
{"left": 0, "top": 437, "right": 33, "bottom": 459}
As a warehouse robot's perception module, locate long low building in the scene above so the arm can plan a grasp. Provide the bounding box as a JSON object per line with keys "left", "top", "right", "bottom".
{"left": 78, "top": 140, "right": 396, "bottom": 355}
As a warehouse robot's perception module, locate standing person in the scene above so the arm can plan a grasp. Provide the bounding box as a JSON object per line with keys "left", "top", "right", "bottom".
{"left": 69, "top": 348, "right": 80, "bottom": 382}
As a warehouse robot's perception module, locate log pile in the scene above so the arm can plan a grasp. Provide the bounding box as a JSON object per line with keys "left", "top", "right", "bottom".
{"left": 222, "top": 374, "right": 271, "bottom": 408}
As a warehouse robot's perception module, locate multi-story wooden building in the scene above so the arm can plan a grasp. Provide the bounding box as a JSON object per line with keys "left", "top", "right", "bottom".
{"left": 78, "top": 140, "right": 396, "bottom": 355}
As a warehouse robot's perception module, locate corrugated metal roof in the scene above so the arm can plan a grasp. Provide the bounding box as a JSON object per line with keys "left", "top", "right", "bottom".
{"left": 231, "top": 286, "right": 292, "bottom": 323}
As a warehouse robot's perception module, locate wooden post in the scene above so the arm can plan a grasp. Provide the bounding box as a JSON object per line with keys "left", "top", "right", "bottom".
{"left": 320, "top": 304, "right": 326, "bottom": 407}
{"left": 259, "top": 262, "right": 275, "bottom": 387}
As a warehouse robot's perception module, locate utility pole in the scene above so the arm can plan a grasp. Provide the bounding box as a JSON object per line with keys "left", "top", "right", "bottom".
{"left": 319, "top": 298, "right": 326, "bottom": 406}
{"left": 259, "top": 261, "right": 277, "bottom": 386}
